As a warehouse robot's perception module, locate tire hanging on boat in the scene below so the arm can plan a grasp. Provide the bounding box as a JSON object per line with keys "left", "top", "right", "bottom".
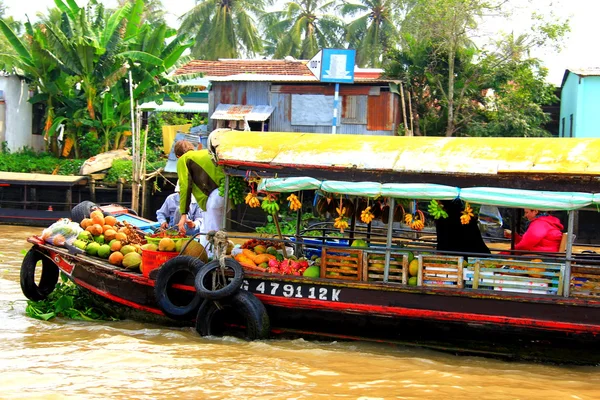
{"left": 195, "top": 289, "right": 270, "bottom": 340}
{"left": 20, "top": 248, "right": 59, "bottom": 301}
{"left": 194, "top": 258, "right": 244, "bottom": 300}
{"left": 153, "top": 256, "right": 204, "bottom": 320}
{"left": 70, "top": 200, "right": 98, "bottom": 223}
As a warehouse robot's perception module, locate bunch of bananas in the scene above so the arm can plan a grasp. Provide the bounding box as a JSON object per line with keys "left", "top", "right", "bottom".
{"left": 336, "top": 205, "right": 347, "bottom": 217}
{"left": 460, "top": 203, "right": 474, "bottom": 225}
{"left": 360, "top": 206, "right": 375, "bottom": 224}
{"left": 261, "top": 197, "right": 280, "bottom": 214}
{"left": 404, "top": 210, "right": 425, "bottom": 231}
{"left": 287, "top": 194, "right": 302, "bottom": 211}
{"left": 333, "top": 215, "right": 349, "bottom": 233}
{"left": 245, "top": 192, "right": 261, "bottom": 208}
{"left": 218, "top": 176, "right": 246, "bottom": 206}
{"left": 427, "top": 200, "right": 448, "bottom": 219}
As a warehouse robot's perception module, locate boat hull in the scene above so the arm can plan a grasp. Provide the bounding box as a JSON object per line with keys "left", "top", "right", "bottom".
{"left": 30, "top": 239, "right": 600, "bottom": 364}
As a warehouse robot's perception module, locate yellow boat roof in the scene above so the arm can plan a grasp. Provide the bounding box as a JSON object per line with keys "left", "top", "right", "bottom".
{"left": 211, "top": 130, "right": 600, "bottom": 176}
{"left": 209, "top": 130, "right": 600, "bottom": 193}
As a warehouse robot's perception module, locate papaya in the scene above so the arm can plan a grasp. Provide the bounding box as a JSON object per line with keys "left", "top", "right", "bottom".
{"left": 253, "top": 254, "right": 272, "bottom": 265}
{"left": 242, "top": 249, "right": 259, "bottom": 263}
{"left": 238, "top": 255, "right": 257, "bottom": 267}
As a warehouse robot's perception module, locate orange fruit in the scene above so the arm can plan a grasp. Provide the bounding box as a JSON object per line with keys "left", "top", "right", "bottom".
{"left": 80, "top": 218, "right": 93, "bottom": 229}
{"left": 108, "top": 251, "right": 124, "bottom": 266}
{"left": 115, "top": 232, "right": 127, "bottom": 242}
{"left": 105, "top": 215, "right": 117, "bottom": 226}
{"left": 90, "top": 210, "right": 105, "bottom": 226}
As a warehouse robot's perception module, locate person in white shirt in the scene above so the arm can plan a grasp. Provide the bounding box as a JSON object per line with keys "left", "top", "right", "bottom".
{"left": 156, "top": 182, "right": 203, "bottom": 236}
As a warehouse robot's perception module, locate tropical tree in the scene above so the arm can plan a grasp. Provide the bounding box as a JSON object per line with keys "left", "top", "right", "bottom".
{"left": 340, "top": 0, "right": 399, "bottom": 68}
{"left": 178, "top": 0, "right": 268, "bottom": 60}
{"left": 0, "top": 0, "right": 198, "bottom": 157}
{"left": 391, "top": 0, "right": 569, "bottom": 137}
{"left": 262, "top": 0, "right": 345, "bottom": 60}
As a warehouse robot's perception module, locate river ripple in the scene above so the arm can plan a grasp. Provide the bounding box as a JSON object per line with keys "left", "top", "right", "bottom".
{"left": 0, "top": 225, "right": 598, "bottom": 399}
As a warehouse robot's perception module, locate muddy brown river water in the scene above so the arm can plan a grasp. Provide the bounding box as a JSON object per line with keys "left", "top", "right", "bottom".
{"left": 0, "top": 225, "right": 598, "bottom": 399}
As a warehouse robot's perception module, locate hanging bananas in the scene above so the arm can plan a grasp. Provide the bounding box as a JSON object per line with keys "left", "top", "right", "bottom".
{"left": 261, "top": 195, "right": 280, "bottom": 214}
{"left": 245, "top": 192, "right": 261, "bottom": 208}
{"left": 404, "top": 210, "right": 425, "bottom": 231}
{"left": 460, "top": 202, "right": 474, "bottom": 225}
{"left": 287, "top": 193, "right": 302, "bottom": 211}
{"left": 360, "top": 206, "right": 375, "bottom": 224}
{"left": 334, "top": 216, "right": 349, "bottom": 233}
{"left": 427, "top": 199, "right": 448, "bottom": 219}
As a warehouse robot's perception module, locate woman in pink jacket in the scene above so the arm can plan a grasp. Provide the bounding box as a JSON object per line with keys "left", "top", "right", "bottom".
{"left": 506, "top": 209, "right": 564, "bottom": 253}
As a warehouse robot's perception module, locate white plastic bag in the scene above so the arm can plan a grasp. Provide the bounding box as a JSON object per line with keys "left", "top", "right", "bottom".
{"left": 40, "top": 218, "right": 83, "bottom": 247}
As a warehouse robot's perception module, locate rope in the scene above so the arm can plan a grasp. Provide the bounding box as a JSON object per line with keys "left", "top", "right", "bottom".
{"left": 207, "top": 230, "right": 229, "bottom": 267}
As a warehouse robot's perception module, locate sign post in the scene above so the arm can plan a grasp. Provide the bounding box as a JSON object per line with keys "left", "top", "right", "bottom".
{"left": 308, "top": 49, "right": 356, "bottom": 134}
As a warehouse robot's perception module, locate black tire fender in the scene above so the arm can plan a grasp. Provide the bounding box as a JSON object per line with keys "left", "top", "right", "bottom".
{"left": 71, "top": 200, "right": 98, "bottom": 223}
{"left": 194, "top": 258, "right": 244, "bottom": 300}
{"left": 153, "top": 256, "right": 204, "bottom": 320}
{"left": 20, "top": 248, "right": 59, "bottom": 301}
{"left": 195, "top": 289, "right": 270, "bottom": 340}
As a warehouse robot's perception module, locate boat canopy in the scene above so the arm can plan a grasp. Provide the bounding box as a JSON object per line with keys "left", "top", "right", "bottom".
{"left": 258, "top": 179, "right": 596, "bottom": 211}
{"left": 210, "top": 130, "right": 600, "bottom": 206}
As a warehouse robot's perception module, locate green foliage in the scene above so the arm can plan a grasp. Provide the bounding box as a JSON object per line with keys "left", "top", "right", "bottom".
{"left": 105, "top": 159, "right": 133, "bottom": 183}
{"left": 0, "top": 149, "right": 85, "bottom": 175}
{"left": 179, "top": 0, "right": 268, "bottom": 60}
{"left": 255, "top": 211, "right": 338, "bottom": 237}
{"left": 25, "top": 277, "right": 120, "bottom": 321}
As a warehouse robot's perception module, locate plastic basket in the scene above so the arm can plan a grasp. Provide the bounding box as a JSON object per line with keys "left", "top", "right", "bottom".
{"left": 141, "top": 249, "right": 179, "bottom": 278}
{"left": 144, "top": 236, "right": 190, "bottom": 246}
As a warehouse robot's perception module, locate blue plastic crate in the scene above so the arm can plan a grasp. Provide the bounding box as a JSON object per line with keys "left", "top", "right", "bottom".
{"left": 115, "top": 213, "right": 161, "bottom": 233}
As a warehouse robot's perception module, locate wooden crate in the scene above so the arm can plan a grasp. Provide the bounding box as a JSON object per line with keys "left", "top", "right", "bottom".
{"left": 570, "top": 264, "right": 600, "bottom": 298}
{"left": 321, "top": 248, "right": 363, "bottom": 281}
{"left": 363, "top": 252, "right": 408, "bottom": 284}
{"left": 466, "top": 258, "right": 564, "bottom": 295}
{"left": 418, "top": 255, "right": 464, "bottom": 288}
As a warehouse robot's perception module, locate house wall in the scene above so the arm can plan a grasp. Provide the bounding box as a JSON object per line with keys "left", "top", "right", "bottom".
{"left": 578, "top": 76, "right": 600, "bottom": 138}
{"left": 208, "top": 81, "right": 399, "bottom": 135}
{"left": 559, "top": 73, "right": 578, "bottom": 137}
{"left": 560, "top": 73, "right": 600, "bottom": 138}
{"left": 0, "top": 76, "right": 41, "bottom": 152}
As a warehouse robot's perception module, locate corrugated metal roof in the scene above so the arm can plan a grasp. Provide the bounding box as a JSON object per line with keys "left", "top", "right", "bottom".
{"left": 210, "top": 130, "right": 600, "bottom": 177}
{"left": 210, "top": 104, "right": 274, "bottom": 121}
{"left": 561, "top": 67, "right": 600, "bottom": 87}
{"left": 139, "top": 101, "right": 209, "bottom": 113}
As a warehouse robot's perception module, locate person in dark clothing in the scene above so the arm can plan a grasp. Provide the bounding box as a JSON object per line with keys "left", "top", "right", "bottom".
{"left": 435, "top": 200, "right": 490, "bottom": 256}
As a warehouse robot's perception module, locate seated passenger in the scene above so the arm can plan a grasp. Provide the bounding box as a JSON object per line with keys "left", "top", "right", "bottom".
{"left": 435, "top": 200, "right": 490, "bottom": 256}
{"left": 156, "top": 182, "right": 203, "bottom": 236}
{"left": 504, "top": 209, "right": 563, "bottom": 253}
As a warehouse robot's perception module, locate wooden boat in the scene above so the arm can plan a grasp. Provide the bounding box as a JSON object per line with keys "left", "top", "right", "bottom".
{"left": 21, "top": 131, "right": 600, "bottom": 364}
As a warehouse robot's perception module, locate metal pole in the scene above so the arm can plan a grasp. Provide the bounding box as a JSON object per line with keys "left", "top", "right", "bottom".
{"left": 383, "top": 197, "right": 395, "bottom": 282}
{"left": 332, "top": 83, "right": 339, "bottom": 134}
{"left": 564, "top": 210, "right": 575, "bottom": 297}
{"left": 222, "top": 174, "right": 230, "bottom": 230}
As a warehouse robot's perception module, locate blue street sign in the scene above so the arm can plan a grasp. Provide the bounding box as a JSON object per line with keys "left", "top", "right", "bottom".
{"left": 320, "top": 49, "right": 356, "bottom": 84}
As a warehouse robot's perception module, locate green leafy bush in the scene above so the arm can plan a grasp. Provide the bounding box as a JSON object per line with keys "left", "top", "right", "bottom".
{"left": 0, "top": 150, "right": 85, "bottom": 175}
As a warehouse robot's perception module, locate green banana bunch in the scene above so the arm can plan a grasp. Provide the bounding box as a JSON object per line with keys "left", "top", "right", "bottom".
{"left": 261, "top": 199, "right": 280, "bottom": 214}
{"left": 218, "top": 177, "right": 246, "bottom": 206}
{"left": 428, "top": 199, "right": 448, "bottom": 220}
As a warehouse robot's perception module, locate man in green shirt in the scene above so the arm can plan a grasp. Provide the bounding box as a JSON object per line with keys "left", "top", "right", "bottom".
{"left": 174, "top": 140, "right": 226, "bottom": 253}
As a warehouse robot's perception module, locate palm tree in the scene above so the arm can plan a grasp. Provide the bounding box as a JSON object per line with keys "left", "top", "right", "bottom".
{"left": 178, "top": 0, "right": 268, "bottom": 60}
{"left": 340, "top": 0, "right": 400, "bottom": 68}
{"left": 262, "top": 0, "right": 344, "bottom": 60}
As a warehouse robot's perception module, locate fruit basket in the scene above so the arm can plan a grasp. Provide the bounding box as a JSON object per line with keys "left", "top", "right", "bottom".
{"left": 144, "top": 235, "right": 191, "bottom": 246}
{"left": 141, "top": 249, "right": 180, "bottom": 278}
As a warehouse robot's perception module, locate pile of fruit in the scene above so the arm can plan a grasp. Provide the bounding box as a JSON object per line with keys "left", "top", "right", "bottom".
{"left": 235, "top": 240, "right": 315, "bottom": 277}
{"left": 71, "top": 210, "right": 145, "bottom": 270}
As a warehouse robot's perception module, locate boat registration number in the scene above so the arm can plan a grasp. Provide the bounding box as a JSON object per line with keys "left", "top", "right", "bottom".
{"left": 242, "top": 280, "right": 341, "bottom": 302}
